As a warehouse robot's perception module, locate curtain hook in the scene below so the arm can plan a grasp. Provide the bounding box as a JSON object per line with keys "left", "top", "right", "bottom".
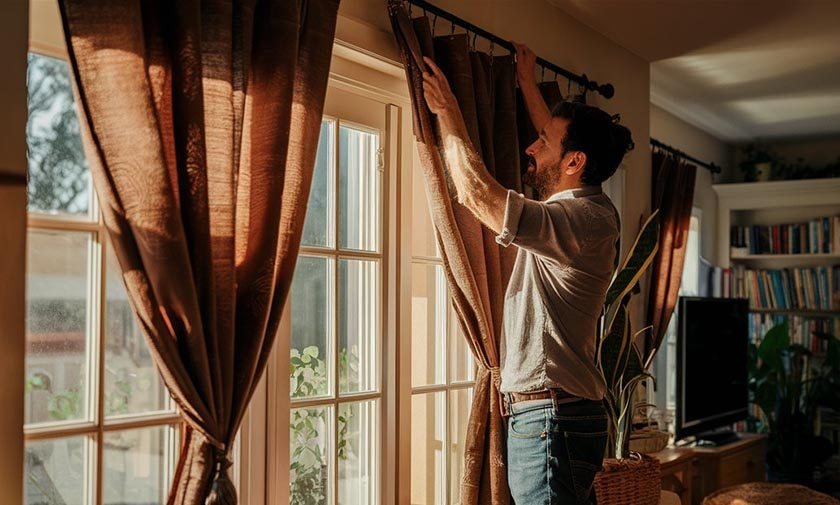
{"left": 471, "top": 32, "right": 478, "bottom": 51}
{"left": 541, "top": 66, "right": 546, "bottom": 82}
{"left": 432, "top": 14, "right": 437, "bottom": 34}
{"left": 489, "top": 40, "right": 495, "bottom": 56}
{"left": 451, "top": 20, "right": 456, "bottom": 35}
{"left": 553, "top": 70, "right": 558, "bottom": 82}
{"left": 408, "top": 2, "right": 412, "bottom": 16}
{"left": 567, "top": 78, "right": 572, "bottom": 97}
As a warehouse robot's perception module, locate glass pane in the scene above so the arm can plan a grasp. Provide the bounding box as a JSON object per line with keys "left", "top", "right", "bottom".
{"left": 339, "top": 125, "right": 380, "bottom": 252}
{"left": 449, "top": 389, "right": 473, "bottom": 505}
{"left": 26, "top": 230, "right": 91, "bottom": 425}
{"left": 302, "top": 120, "right": 335, "bottom": 248}
{"left": 290, "top": 256, "right": 333, "bottom": 399}
{"left": 25, "top": 436, "right": 88, "bottom": 505}
{"left": 339, "top": 259, "right": 379, "bottom": 394}
{"left": 410, "top": 144, "right": 440, "bottom": 259}
{"left": 290, "top": 406, "right": 332, "bottom": 505}
{"left": 411, "top": 392, "right": 445, "bottom": 505}
{"left": 338, "top": 400, "right": 378, "bottom": 505}
{"left": 103, "top": 426, "right": 176, "bottom": 505}
{"left": 411, "top": 263, "right": 446, "bottom": 387}
{"left": 449, "top": 306, "right": 475, "bottom": 383}
{"left": 105, "top": 243, "right": 169, "bottom": 417}
{"left": 26, "top": 52, "right": 90, "bottom": 217}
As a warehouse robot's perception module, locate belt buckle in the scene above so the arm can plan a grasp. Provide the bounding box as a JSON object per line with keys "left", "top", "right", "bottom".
{"left": 500, "top": 392, "right": 513, "bottom": 418}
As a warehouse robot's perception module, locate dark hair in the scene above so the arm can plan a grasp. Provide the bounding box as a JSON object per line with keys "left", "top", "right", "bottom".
{"left": 550, "top": 101, "right": 634, "bottom": 185}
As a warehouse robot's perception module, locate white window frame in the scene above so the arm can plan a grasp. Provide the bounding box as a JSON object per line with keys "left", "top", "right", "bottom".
{"left": 240, "top": 43, "right": 414, "bottom": 505}
{"left": 24, "top": 47, "right": 182, "bottom": 505}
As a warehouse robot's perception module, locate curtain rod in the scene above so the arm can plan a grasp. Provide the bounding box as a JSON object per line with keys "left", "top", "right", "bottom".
{"left": 650, "top": 138, "right": 722, "bottom": 174}
{"left": 400, "top": 0, "right": 615, "bottom": 100}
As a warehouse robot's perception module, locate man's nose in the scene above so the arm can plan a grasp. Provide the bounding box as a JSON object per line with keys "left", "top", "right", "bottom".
{"left": 525, "top": 140, "right": 539, "bottom": 156}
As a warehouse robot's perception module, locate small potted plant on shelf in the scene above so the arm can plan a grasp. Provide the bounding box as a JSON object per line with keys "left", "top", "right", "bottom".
{"left": 738, "top": 144, "right": 778, "bottom": 182}
{"left": 749, "top": 323, "right": 840, "bottom": 485}
{"left": 593, "top": 210, "right": 664, "bottom": 505}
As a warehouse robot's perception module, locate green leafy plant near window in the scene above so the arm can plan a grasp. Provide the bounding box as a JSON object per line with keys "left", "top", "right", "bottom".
{"left": 596, "top": 210, "right": 660, "bottom": 459}
{"left": 289, "top": 346, "right": 360, "bottom": 505}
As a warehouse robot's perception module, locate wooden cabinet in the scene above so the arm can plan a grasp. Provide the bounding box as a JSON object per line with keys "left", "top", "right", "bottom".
{"left": 691, "top": 434, "right": 767, "bottom": 504}
{"left": 654, "top": 434, "right": 767, "bottom": 505}
{"left": 656, "top": 448, "right": 694, "bottom": 505}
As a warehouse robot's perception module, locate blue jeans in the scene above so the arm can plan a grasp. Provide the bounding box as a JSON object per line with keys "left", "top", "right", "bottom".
{"left": 507, "top": 398, "right": 608, "bottom": 505}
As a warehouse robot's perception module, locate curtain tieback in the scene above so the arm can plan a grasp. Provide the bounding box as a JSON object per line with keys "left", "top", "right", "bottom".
{"left": 489, "top": 366, "right": 501, "bottom": 390}
{"left": 205, "top": 445, "right": 236, "bottom": 505}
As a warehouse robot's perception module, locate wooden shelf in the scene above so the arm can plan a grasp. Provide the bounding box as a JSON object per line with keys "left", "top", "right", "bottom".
{"left": 730, "top": 252, "right": 840, "bottom": 268}
{"left": 732, "top": 253, "right": 839, "bottom": 260}
{"left": 749, "top": 308, "right": 839, "bottom": 316}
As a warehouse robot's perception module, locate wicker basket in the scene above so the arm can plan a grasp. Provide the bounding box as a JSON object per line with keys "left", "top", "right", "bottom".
{"left": 594, "top": 452, "right": 661, "bottom": 505}
{"left": 629, "top": 427, "right": 670, "bottom": 454}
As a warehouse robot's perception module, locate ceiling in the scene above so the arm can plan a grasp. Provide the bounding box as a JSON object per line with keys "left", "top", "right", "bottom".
{"left": 547, "top": 0, "right": 840, "bottom": 142}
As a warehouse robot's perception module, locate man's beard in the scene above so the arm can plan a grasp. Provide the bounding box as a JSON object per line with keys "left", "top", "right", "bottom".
{"left": 523, "top": 156, "right": 560, "bottom": 198}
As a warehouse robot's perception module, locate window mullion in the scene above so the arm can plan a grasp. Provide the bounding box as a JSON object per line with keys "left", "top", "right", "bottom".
{"left": 333, "top": 117, "right": 341, "bottom": 504}
{"left": 94, "top": 227, "right": 105, "bottom": 505}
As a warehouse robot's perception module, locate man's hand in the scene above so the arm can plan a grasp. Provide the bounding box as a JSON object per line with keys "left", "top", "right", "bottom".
{"left": 422, "top": 57, "right": 459, "bottom": 118}
{"left": 513, "top": 41, "right": 537, "bottom": 89}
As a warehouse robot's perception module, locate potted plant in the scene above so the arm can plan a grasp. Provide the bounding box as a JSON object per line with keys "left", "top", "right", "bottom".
{"left": 738, "top": 144, "right": 778, "bottom": 182}
{"left": 593, "top": 210, "right": 663, "bottom": 505}
{"left": 749, "top": 323, "right": 840, "bottom": 484}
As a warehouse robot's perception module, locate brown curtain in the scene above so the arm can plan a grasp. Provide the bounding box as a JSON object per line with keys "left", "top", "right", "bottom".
{"left": 644, "top": 149, "right": 697, "bottom": 365}
{"left": 389, "top": 3, "right": 522, "bottom": 503}
{"left": 58, "top": 1, "right": 340, "bottom": 503}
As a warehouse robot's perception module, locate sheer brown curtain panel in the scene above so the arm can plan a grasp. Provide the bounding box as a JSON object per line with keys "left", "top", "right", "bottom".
{"left": 58, "top": 1, "right": 340, "bottom": 503}
{"left": 389, "top": 2, "right": 522, "bottom": 503}
{"left": 644, "top": 149, "right": 697, "bottom": 365}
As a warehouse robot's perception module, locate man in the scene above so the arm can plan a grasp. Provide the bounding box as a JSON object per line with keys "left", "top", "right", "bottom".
{"left": 421, "top": 42, "right": 633, "bottom": 505}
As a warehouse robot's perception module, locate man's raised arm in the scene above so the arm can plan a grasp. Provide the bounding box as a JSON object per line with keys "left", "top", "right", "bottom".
{"left": 513, "top": 42, "right": 551, "bottom": 133}
{"left": 422, "top": 56, "right": 507, "bottom": 234}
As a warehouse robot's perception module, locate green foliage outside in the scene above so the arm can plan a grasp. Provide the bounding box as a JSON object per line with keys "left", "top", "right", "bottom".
{"left": 290, "top": 345, "right": 360, "bottom": 505}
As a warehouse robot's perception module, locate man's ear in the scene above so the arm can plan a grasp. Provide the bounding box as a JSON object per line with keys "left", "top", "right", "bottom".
{"left": 564, "top": 151, "right": 587, "bottom": 176}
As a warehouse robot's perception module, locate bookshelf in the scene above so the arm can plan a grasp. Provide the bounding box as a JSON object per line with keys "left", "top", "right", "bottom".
{"left": 714, "top": 177, "right": 840, "bottom": 477}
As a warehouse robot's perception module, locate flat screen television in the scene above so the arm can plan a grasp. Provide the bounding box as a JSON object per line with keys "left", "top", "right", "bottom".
{"left": 676, "top": 296, "right": 749, "bottom": 444}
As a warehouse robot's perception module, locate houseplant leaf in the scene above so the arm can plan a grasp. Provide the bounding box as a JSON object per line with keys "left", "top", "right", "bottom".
{"left": 604, "top": 210, "right": 660, "bottom": 334}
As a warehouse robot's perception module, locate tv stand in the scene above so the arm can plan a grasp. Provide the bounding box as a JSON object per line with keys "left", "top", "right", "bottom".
{"left": 694, "top": 430, "right": 740, "bottom": 447}
{"left": 656, "top": 433, "right": 767, "bottom": 505}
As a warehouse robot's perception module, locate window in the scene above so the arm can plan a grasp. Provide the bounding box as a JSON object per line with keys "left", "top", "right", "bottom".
{"left": 24, "top": 52, "right": 180, "bottom": 505}
{"left": 288, "top": 112, "right": 384, "bottom": 504}
{"left": 409, "top": 147, "right": 476, "bottom": 505}
{"left": 653, "top": 209, "right": 702, "bottom": 414}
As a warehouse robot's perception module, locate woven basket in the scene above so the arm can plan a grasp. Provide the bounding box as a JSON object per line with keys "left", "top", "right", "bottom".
{"left": 594, "top": 452, "right": 661, "bottom": 505}
{"left": 629, "top": 428, "right": 670, "bottom": 454}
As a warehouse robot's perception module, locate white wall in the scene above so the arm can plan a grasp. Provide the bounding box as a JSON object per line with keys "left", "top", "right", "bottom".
{"left": 0, "top": 0, "right": 28, "bottom": 502}
{"left": 650, "top": 103, "right": 733, "bottom": 265}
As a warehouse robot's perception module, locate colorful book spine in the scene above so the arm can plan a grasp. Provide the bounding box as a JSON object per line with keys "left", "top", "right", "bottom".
{"left": 730, "top": 215, "right": 840, "bottom": 255}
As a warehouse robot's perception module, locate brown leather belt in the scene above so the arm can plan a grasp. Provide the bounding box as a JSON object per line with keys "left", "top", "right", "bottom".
{"left": 501, "top": 388, "right": 584, "bottom": 417}
{"left": 509, "top": 388, "right": 579, "bottom": 404}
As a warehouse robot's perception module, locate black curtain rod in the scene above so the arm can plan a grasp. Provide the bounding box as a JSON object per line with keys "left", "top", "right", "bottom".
{"left": 650, "top": 138, "right": 721, "bottom": 174}
{"left": 401, "top": 0, "right": 615, "bottom": 100}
